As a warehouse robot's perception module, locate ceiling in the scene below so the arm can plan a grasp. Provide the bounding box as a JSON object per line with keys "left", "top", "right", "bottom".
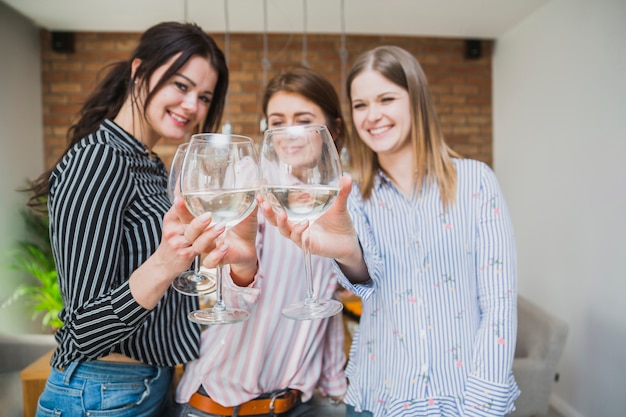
{"left": 2, "top": 0, "right": 549, "bottom": 39}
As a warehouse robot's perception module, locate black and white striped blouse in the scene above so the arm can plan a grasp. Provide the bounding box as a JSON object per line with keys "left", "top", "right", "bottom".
{"left": 48, "top": 119, "right": 200, "bottom": 369}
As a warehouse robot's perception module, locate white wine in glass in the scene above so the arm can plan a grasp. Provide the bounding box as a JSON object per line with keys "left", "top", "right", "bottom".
{"left": 168, "top": 143, "right": 216, "bottom": 296}
{"left": 260, "top": 124, "right": 344, "bottom": 320}
{"left": 180, "top": 133, "right": 259, "bottom": 325}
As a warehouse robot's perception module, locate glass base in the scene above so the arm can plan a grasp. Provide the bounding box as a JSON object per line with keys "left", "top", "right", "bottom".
{"left": 188, "top": 307, "right": 250, "bottom": 325}
{"left": 281, "top": 299, "right": 343, "bottom": 320}
{"left": 171, "top": 270, "right": 216, "bottom": 296}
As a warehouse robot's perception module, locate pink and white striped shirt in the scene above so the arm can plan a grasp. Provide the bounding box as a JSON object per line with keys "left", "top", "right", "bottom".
{"left": 175, "top": 213, "right": 347, "bottom": 406}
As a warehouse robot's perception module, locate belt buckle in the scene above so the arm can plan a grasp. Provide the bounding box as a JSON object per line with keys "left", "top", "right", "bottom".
{"left": 268, "top": 389, "right": 291, "bottom": 416}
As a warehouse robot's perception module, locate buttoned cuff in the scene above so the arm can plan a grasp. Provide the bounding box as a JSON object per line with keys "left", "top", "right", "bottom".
{"left": 462, "top": 374, "right": 519, "bottom": 416}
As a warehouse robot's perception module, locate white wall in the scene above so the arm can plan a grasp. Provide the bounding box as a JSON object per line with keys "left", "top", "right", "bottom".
{"left": 494, "top": 0, "right": 626, "bottom": 415}
{"left": 0, "top": 2, "right": 45, "bottom": 334}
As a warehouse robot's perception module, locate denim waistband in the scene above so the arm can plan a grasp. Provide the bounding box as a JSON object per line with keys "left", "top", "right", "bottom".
{"left": 61, "top": 360, "right": 168, "bottom": 384}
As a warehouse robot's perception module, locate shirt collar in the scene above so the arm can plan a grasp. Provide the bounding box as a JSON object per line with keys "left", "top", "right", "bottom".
{"left": 101, "top": 119, "right": 156, "bottom": 159}
{"left": 374, "top": 170, "right": 393, "bottom": 191}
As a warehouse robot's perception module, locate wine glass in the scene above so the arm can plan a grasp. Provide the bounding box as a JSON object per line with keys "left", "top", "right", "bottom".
{"left": 180, "top": 133, "right": 260, "bottom": 325}
{"left": 168, "top": 143, "right": 217, "bottom": 296}
{"left": 260, "top": 124, "right": 344, "bottom": 320}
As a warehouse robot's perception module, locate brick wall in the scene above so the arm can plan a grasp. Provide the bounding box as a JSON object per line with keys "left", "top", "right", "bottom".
{"left": 40, "top": 30, "right": 493, "bottom": 169}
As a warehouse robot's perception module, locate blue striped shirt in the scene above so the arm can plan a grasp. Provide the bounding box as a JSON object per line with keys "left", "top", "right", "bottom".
{"left": 337, "top": 159, "right": 520, "bottom": 416}
{"left": 48, "top": 119, "right": 200, "bottom": 369}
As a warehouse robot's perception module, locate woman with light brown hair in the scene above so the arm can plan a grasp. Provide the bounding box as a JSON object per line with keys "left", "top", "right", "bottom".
{"left": 175, "top": 66, "right": 347, "bottom": 417}
{"left": 262, "top": 46, "right": 520, "bottom": 416}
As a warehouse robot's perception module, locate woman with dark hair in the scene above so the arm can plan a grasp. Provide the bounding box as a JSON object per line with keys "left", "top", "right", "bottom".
{"left": 262, "top": 46, "right": 520, "bottom": 416}
{"left": 174, "top": 66, "right": 347, "bottom": 417}
{"left": 30, "top": 21, "right": 258, "bottom": 417}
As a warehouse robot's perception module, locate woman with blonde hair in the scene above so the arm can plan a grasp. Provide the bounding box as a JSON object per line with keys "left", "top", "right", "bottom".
{"left": 262, "top": 46, "right": 520, "bottom": 416}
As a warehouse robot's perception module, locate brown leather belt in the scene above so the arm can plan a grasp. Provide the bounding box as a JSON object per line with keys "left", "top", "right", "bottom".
{"left": 189, "top": 389, "right": 301, "bottom": 416}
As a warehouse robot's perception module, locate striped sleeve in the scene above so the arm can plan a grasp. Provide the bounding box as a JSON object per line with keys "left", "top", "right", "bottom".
{"left": 463, "top": 163, "right": 519, "bottom": 413}
{"left": 334, "top": 183, "right": 380, "bottom": 299}
{"left": 50, "top": 139, "right": 150, "bottom": 359}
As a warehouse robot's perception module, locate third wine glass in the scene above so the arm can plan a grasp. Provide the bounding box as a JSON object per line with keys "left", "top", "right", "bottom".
{"left": 168, "top": 143, "right": 216, "bottom": 296}
{"left": 260, "top": 124, "right": 344, "bottom": 320}
{"left": 180, "top": 133, "right": 260, "bottom": 325}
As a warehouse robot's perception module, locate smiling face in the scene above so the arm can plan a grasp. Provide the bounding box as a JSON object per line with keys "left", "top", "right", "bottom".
{"left": 266, "top": 92, "right": 326, "bottom": 168}
{"left": 266, "top": 91, "right": 328, "bottom": 129}
{"left": 139, "top": 54, "right": 218, "bottom": 146}
{"left": 349, "top": 69, "right": 413, "bottom": 163}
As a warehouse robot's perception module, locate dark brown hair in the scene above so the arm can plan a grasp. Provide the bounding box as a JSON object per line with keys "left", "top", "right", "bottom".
{"left": 26, "top": 21, "right": 228, "bottom": 211}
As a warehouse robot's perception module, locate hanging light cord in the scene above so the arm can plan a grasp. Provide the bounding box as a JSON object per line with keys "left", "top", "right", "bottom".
{"left": 223, "top": 0, "right": 232, "bottom": 133}
{"left": 339, "top": 0, "right": 348, "bottom": 110}
{"left": 260, "top": 0, "right": 270, "bottom": 132}
{"left": 302, "top": 0, "right": 308, "bottom": 67}
{"left": 262, "top": 0, "right": 269, "bottom": 87}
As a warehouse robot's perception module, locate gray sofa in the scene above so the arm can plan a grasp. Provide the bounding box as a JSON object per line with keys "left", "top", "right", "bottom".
{"left": 510, "top": 296, "right": 569, "bottom": 417}
{"left": 0, "top": 333, "right": 56, "bottom": 417}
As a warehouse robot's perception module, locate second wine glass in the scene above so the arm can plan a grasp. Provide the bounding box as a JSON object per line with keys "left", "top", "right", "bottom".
{"left": 168, "top": 143, "right": 216, "bottom": 296}
{"left": 180, "top": 133, "right": 260, "bottom": 325}
{"left": 260, "top": 124, "right": 344, "bottom": 320}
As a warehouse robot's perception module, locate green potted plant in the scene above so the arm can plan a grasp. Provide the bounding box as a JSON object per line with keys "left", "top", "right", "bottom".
{"left": 3, "top": 207, "right": 62, "bottom": 331}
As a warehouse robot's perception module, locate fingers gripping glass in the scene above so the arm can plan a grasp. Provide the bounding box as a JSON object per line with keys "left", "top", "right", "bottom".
{"left": 260, "top": 124, "right": 343, "bottom": 320}
{"left": 180, "top": 134, "right": 260, "bottom": 325}
{"left": 168, "top": 143, "right": 216, "bottom": 296}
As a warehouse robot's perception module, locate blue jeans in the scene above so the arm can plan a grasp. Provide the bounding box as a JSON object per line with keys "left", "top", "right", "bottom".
{"left": 36, "top": 360, "right": 174, "bottom": 417}
{"left": 345, "top": 404, "right": 374, "bottom": 417}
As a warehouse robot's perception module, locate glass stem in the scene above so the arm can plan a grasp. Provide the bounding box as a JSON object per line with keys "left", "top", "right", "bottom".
{"left": 213, "top": 264, "right": 227, "bottom": 312}
{"left": 213, "top": 228, "right": 228, "bottom": 312}
{"left": 302, "top": 227, "right": 317, "bottom": 305}
{"left": 192, "top": 255, "right": 202, "bottom": 278}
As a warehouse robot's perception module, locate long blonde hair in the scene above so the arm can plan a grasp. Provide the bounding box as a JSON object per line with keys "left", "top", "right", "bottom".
{"left": 346, "top": 45, "right": 460, "bottom": 209}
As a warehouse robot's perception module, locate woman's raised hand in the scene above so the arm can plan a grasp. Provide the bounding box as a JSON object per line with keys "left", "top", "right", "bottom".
{"left": 160, "top": 197, "right": 224, "bottom": 277}
{"left": 260, "top": 174, "right": 357, "bottom": 260}
{"left": 203, "top": 205, "right": 259, "bottom": 286}
{"left": 259, "top": 173, "right": 368, "bottom": 282}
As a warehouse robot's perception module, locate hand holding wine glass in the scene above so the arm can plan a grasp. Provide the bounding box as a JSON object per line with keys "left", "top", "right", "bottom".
{"left": 168, "top": 143, "right": 217, "bottom": 296}
{"left": 260, "top": 124, "right": 344, "bottom": 320}
{"left": 180, "top": 133, "right": 260, "bottom": 325}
